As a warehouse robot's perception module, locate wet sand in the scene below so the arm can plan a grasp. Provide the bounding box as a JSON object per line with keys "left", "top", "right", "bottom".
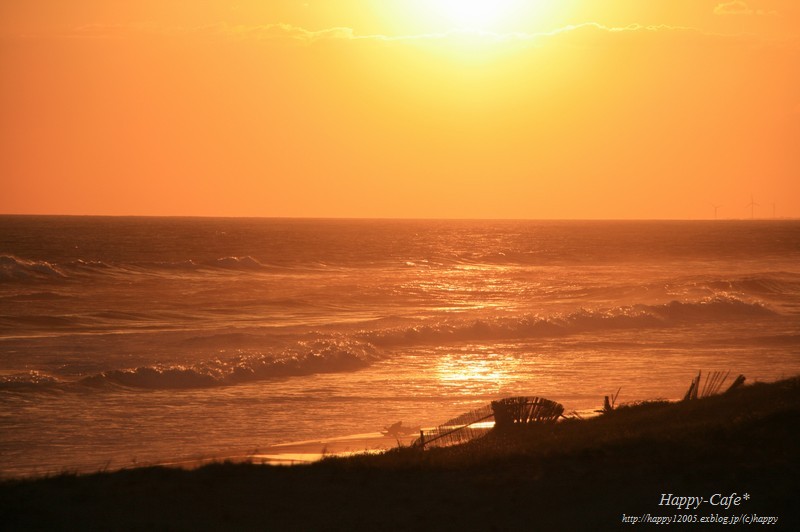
{"left": 157, "top": 431, "right": 420, "bottom": 468}
{"left": 2, "top": 378, "right": 798, "bottom": 530}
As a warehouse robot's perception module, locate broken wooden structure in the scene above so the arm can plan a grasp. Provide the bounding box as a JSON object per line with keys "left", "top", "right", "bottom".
{"left": 414, "top": 396, "right": 564, "bottom": 449}
{"left": 683, "top": 370, "right": 746, "bottom": 401}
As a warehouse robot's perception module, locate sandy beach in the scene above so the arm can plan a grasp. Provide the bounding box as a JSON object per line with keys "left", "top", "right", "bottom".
{"left": 2, "top": 377, "right": 797, "bottom": 530}
{"left": 155, "top": 430, "right": 421, "bottom": 469}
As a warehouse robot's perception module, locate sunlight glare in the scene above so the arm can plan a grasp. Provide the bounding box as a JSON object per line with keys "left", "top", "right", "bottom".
{"left": 431, "top": 0, "right": 524, "bottom": 31}
{"left": 436, "top": 351, "right": 522, "bottom": 395}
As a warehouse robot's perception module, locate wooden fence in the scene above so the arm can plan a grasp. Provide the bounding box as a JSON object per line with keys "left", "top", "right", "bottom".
{"left": 414, "top": 396, "right": 564, "bottom": 449}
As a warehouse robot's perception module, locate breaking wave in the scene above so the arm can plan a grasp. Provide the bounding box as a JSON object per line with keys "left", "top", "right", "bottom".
{"left": 208, "top": 256, "right": 268, "bottom": 270}
{"left": 149, "top": 256, "right": 272, "bottom": 272}
{"left": 0, "top": 371, "right": 62, "bottom": 391}
{"left": 0, "top": 296, "right": 779, "bottom": 393}
{"left": 0, "top": 255, "right": 310, "bottom": 284}
{"left": 704, "top": 274, "right": 800, "bottom": 297}
{"left": 0, "top": 256, "right": 67, "bottom": 282}
{"left": 0, "top": 340, "right": 379, "bottom": 392}
{"left": 362, "top": 296, "right": 776, "bottom": 347}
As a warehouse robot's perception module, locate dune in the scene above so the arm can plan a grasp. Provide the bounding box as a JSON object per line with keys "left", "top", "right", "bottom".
{"left": 1, "top": 377, "right": 798, "bottom": 530}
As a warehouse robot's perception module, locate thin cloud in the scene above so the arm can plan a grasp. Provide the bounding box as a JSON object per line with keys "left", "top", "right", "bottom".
{"left": 210, "top": 23, "right": 355, "bottom": 42}
{"left": 65, "top": 22, "right": 354, "bottom": 42}
{"left": 58, "top": 20, "right": 793, "bottom": 51}
{"left": 714, "top": 1, "right": 778, "bottom": 16}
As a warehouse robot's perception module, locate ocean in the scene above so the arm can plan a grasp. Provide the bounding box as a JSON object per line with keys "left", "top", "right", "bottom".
{"left": 1, "top": 216, "right": 798, "bottom": 477}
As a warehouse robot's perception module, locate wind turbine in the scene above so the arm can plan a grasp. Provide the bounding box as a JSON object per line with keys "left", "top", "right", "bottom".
{"left": 746, "top": 194, "right": 758, "bottom": 219}
{"left": 712, "top": 204, "right": 722, "bottom": 220}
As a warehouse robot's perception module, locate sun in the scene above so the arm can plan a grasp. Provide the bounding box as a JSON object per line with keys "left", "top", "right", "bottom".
{"left": 395, "top": 0, "right": 555, "bottom": 36}
{"left": 430, "top": 0, "right": 524, "bottom": 31}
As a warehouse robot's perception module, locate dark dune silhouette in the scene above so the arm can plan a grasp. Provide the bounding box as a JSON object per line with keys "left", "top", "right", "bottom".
{"left": 2, "top": 377, "right": 797, "bottom": 530}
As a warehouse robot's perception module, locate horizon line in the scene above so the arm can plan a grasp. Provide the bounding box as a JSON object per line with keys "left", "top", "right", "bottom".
{"left": 1, "top": 213, "right": 798, "bottom": 222}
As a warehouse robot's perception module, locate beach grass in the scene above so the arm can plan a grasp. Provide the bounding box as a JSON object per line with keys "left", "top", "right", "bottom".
{"left": 1, "top": 376, "right": 798, "bottom": 530}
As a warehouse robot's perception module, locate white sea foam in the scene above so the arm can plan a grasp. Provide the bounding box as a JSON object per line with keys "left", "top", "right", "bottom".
{"left": 0, "top": 255, "right": 66, "bottom": 282}
{"left": 1, "top": 217, "right": 798, "bottom": 478}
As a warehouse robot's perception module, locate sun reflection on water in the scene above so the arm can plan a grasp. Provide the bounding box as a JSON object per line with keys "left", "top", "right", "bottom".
{"left": 402, "top": 264, "right": 524, "bottom": 312}
{"left": 436, "top": 349, "right": 522, "bottom": 394}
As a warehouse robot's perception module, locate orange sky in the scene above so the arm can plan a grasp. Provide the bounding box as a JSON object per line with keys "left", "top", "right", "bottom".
{"left": 1, "top": 0, "right": 798, "bottom": 219}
